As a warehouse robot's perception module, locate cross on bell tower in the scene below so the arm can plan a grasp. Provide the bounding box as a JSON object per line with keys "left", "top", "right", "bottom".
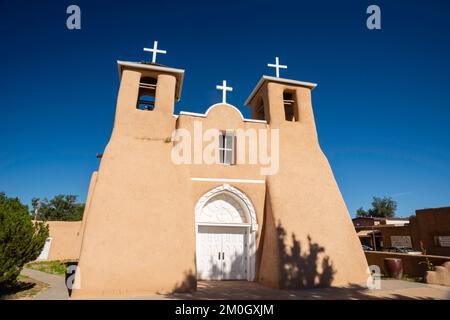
{"left": 216, "top": 80, "right": 233, "bottom": 104}
{"left": 267, "top": 56, "right": 287, "bottom": 78}
{"left": 143, "top": 40, "right": 167, "bottom": 64}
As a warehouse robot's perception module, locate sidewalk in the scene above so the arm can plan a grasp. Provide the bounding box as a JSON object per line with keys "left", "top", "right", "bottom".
{"left": 17, "top": 268, "right": 450, "bottom": 300}
{"left": 160, "top": 280, "right": 450, "bottom": 300}
{"left": 20, "top": 268, "right": 69, "bottom": 300}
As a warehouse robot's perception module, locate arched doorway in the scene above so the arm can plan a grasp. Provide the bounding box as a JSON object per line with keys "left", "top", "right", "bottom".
{"left": 195, "top": 184, "right": 257, "bottom": 281}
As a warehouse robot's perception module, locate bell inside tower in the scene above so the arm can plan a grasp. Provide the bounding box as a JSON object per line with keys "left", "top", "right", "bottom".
{"left": 136, "top": 76, "right": 157, "bottom": 111}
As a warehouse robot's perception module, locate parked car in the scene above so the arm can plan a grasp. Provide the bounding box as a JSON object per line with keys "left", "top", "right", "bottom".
{"left": 362, "top": 245, "right": 373, "bottom": 251}
{"left": 383, "top": 246, "right": 422, "bottom": 255}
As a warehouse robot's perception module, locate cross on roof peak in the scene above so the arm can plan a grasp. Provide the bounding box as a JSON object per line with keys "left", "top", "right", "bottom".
{"left": 216, "top": 80, "right": 233, "bottom": 104}
{"left": 267, "top": 56, "right": 287, "bottom": 78}
{"left": 143, "top": 40, "right": 167, "bottom": 64}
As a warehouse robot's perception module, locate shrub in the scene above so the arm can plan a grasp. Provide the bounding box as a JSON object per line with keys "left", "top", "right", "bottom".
{"left": 0, "top": 192, "right": 49, "bottom": 289}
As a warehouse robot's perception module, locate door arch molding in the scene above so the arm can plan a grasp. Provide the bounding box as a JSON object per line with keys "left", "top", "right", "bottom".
{"left": 195, "top": 184, "right": 258, "bottom": 231}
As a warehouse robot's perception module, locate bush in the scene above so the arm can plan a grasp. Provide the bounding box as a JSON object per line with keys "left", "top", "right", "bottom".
{"left": 0, "top": 192, "right": 49, "bottom": 289}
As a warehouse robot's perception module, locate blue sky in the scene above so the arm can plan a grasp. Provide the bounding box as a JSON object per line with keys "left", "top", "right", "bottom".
{"left": 1, "top": 0, "right": 449, "bottom": 217}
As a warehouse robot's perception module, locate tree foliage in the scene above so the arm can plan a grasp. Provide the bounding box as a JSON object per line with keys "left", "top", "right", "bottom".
{"left": 0, "top": 192, "right": 49, "bottom": 288}
{"left": 356, "top": 196, "right": 397, "bottom": 218}
{"left": 32, "top": 195, "right": 85, "bottom": 221}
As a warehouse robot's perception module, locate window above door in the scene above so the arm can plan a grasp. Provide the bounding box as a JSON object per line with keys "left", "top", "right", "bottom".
{"left": 219, "top": 131, "right": 235, "bottom": 165}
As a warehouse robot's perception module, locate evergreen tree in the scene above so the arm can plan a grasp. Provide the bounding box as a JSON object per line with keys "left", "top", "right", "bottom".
{"left": 0, "top": 192, "right": 48, "bottom": 288}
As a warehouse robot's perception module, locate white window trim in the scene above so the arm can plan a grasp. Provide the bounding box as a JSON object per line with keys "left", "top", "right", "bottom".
{"left": 218, "top": 130, "right": 235, "bottom": 165}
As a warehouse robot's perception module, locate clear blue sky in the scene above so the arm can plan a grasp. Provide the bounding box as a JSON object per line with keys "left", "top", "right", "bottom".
{"left": 1, "top": 0, "right": 449, "bottom": 217}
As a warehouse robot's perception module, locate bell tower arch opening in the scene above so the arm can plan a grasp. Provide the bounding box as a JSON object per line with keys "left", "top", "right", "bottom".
{"left": 137, "top": 76, "right": 157, "bottom": 111}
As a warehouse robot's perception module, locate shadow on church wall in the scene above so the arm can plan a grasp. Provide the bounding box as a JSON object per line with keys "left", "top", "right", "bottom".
{"left": 276, "top": 222, "right": 335, "bottom": 289}
{"left": 164, "top": 229, "right": 439, "bottom": 300}
{"left": 171, "top": 256, "right": 197, "bottom": 293}
{"left": 164, "top": 220, "right": 439, "bottom": 300}
{"left": 168, "top": 221, "right": 336, "bottom": 295}
{"left": 169, "top": 221, "right": 336, "bottom": 292}
{"left": 172, "top": 269, "right": 197, "bottom": 293}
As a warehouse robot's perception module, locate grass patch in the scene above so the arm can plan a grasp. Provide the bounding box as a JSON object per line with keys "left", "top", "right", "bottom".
{"left": 25, "top": 260, "right": 67, "bottom": 275}
{"left": 380, "top": 274, "right": 424, "bottom": 283}
{"left": 401, "top": 275, "right": 424, "bottom": 283}
{"left": 0, "top": 275, "right": 49, "bottom": 300}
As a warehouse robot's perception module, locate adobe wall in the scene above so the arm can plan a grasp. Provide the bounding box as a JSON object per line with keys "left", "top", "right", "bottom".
{"left": 416, "top": 207, "right": 450, "bottom": 256}
{"left": 255, "top": 83, "right": 369, "bottom": 288}
{"left": 71, "top": 71, "right": 196, "bottom": 298}
{"left": 368, "top": 207, "right": 450, "bottom": 256}
{"left": 426, "top": 262, "right": 450, "bottom": 286}
{"left": 365, "top": 251, "right": 450, "bottom": 279}
{"left": 379, "top": 226, "right": 413, "bottom": 248}
{"left": 46, "top": 221, "right": 83, "bottom": 261}
{"left": 176, "top": 105, "right": 268, "bottom": 269}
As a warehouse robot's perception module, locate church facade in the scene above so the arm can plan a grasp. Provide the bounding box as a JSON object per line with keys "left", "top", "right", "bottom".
{"left": 71, "top": 53, "right": 368, "bottom": 298}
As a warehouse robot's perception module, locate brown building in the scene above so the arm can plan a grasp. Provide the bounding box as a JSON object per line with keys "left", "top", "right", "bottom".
{"left": 353, "top": 217, "right": 409, "bottom": 228}
{"left": 69, "top": 53, "right": 369, "bottom": 298}
{"left": 414, "top": 207, "right": 450, "bottom": 256}
{"left": 353, "top": 206, "right": 450, "bottom": 256}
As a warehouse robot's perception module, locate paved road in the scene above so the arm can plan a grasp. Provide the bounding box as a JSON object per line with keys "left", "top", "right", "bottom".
{"left": 21, "top": 268, "right": 69, "bottom": 300}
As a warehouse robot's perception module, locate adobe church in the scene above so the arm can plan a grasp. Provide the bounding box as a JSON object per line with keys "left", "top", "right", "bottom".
{"left": 71, "top": 42, "right": 368, "bottom": 298}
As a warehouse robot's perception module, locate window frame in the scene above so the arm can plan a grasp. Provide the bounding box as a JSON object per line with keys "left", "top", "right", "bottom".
{"left": 218, "top": 130, "right": 235, "bottom": 165}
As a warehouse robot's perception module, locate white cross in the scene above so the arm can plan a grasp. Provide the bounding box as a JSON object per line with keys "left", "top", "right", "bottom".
{"left": 216, "top": 80, "right": 233, "bottom": 104}
{"left": 143, "top": 40, "right": 167, "bottom": 64}
{"left": 267, "top": 56, "right": 287, "bottom": 78}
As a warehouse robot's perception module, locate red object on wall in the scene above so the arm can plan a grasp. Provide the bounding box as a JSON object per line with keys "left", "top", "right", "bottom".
{"left": 384, "top": 258, "right": 404, "bottom": 279}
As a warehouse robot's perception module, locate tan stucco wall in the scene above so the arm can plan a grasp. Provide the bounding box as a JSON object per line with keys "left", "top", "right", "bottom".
{"left": 72, "top": 71, "right": 196, "bottom": 298}
{"left": 35, "top": 173, "right": 96, "bottom": 262}
{"left": 72, "top": 62, "right": 369, "bottom": 298}
{"left": 45, "top": 221, "right": 83, "bottom": 261}
{"left": 426, "top": 262, "right": 450, "bottom": 286}
{"left": 250, "top": 83, "right": 368, "bottom": 288}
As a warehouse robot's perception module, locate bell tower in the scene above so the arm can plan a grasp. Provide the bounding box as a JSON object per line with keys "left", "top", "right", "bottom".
{"left": 72, "top": 44, "right": 195, "bottom": 298}
{"left": 245, "top": 75, "right": 317, "bottom": 127}
{"left": 245, "top": 64, "right": 369, "bottom": 289}
{"left": 114, "top": 61, "right": 184, "bottom": 139}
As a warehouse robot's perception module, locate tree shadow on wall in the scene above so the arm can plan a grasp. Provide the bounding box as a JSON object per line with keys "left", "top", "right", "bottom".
{"left": 276, "top": 222, "right": 335, "bottom": 289}
{"left": 164, "top": 223, "right": 441, "bottom": 300}
{"left": 171, "top": 269, "right": 197, "bottom": 293}
{"left": 168, "top": 223, "right": 337, "bottom": 297}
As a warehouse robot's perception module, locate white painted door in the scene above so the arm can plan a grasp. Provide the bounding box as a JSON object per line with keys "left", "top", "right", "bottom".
{"left": 196, "top": 226, "right": 223, "bottom": 280}
{"left": 196, "top": 226, "right": 247, "bottom": 280}
{"left": 222, "top": 228, "right": 246, "bottom": 280}
{"left": 37, "top": 237, "right": 52, "bottom": 260}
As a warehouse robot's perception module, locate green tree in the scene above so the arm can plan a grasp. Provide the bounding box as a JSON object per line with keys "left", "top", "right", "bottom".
{"left": 356, "top": 196, "right": 397, "bottom": 218}
{"left": 356, "top": 207, "right": 368, "bottom": 217}
{"left": 32, "top": 195, "right": 85, "bottom": 221}
{"left": 0, "top": 192, "right": 49, "bottom": 289}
